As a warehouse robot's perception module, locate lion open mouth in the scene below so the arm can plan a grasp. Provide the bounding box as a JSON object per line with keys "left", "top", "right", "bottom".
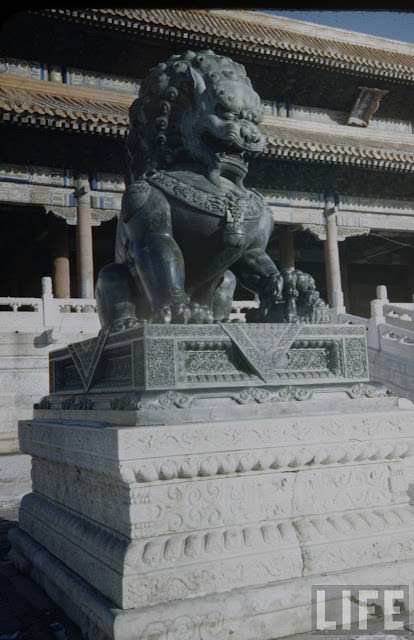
{"left": 201, "top": 131, "right": 257, "bottom": 179}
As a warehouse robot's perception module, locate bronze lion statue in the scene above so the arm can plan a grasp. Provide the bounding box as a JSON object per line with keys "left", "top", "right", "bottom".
{"left": 96, "top": 49, "right": 329, "bottom": 328}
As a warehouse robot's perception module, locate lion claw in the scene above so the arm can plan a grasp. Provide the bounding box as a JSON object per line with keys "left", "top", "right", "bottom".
{"left": 155, "top": 302, "right": 192, "bottom": 324}
{"left": 189, "top": 303, "right": 214, "bottom": 324}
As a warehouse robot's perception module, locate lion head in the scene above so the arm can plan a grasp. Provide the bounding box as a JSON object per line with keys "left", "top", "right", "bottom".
{"left": 127, "top": 50, "right": 266, "bottom": 186}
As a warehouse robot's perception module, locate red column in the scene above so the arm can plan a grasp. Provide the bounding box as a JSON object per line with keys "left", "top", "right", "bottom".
{"left": 324, "top": 195, "right": 343, "bottom": 310}
{"left": 53, "top": 220, "right": 70, "bottom": 298}
{"left": 75, "top": 175, "right": 94, "bottom": 298}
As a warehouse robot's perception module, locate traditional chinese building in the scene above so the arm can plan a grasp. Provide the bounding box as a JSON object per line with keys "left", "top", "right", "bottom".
{"left": 1, "top": 8, "right": 414, "bottom": 321}
{"left": 2, "top": 8, "right": 414, "bottom": 463}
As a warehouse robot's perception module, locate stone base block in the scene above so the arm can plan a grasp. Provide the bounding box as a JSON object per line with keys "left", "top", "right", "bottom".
{"left": 39, "top": 323, "right": 372, "bottom": 425}
{"left": 16, "top": 490, "right": 414, "bottom": 610}
{"left": 9, "top": 527, "right": 414, "bottom": 640}
{"left": 12, "top": 389, "right": 414, "bottom": 638}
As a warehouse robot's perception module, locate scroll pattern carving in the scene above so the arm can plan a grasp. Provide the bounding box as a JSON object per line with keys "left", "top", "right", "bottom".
{"left": 20, "top": 412, "right": 414, "bottom": 472}
{"left": 30, "top": 454, "right": 408, "bottom": 541}
{"left": 345, "top": 337, "right": 369, "bottom": 378}
{"left": 146, "top": 339, "right": 175, "bottom": 386}
{"left": 140, "top": 612, "right": 232, "bottom": 640}
{"left": 285, "top": 348, "right": 328, "bottom": 371}
{"left": 178, "top": 340, "right": 250, "bottom": 383}
{"left": 20, "top": 489, "right": 414, "bottom": 609}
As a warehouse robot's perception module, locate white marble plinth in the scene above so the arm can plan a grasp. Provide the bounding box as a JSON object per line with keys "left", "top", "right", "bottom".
{"left": 9, "top": 527, "right": 414, "bottom": 640}
{"left": 10, "top": 400, "right": 414, "bottom": 638}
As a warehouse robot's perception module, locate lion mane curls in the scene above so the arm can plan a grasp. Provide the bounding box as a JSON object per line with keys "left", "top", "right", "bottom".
{"left": 126, "top": 49, "right": 259, "bottom": 180}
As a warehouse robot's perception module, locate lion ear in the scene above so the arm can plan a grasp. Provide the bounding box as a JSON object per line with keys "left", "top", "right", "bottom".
{"left": 188, "top": 66, "right": 207, "bottom": 96}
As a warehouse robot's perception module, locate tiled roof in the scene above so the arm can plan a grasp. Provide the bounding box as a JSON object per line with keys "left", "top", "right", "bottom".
{"left": 0, "top": 76, "right": 129, "bottom": 135}
{"left": 2, "top": 74, "right": 414, "bottom": 173}
{"left": 261, "top": 119, "right": 414, "bottom": 172}
{"left": 40, "top": 8, "right": 414, "bottom": 83}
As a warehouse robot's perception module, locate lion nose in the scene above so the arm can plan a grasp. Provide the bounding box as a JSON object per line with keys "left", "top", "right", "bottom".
{"left": 240, "top": 125, "right": 261, "bottom": 144}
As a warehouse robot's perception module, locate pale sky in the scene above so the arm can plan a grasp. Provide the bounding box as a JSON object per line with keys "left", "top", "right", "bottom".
{"left": 259, "top": 11, "right": 414, "bottom": 44}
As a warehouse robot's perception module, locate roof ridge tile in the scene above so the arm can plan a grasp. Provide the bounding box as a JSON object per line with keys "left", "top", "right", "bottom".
{"left": 42, "top": 8, "right": 414, "bottom": 82}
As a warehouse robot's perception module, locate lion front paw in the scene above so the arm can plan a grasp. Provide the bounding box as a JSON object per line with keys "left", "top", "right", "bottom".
{"left": 154, "top": 302, "right": 192, "bottom": 324}
{"left": 189, "top": 303, "right": 214, "bottom": 324}
{"left": 111, "top": 302, "right": 141, "bottom": 332}
{"left": 260, "top": 274, "right": 284, "bottom": 307}
{"left": 112, "top": 316, "right": 142, "bottom": 332}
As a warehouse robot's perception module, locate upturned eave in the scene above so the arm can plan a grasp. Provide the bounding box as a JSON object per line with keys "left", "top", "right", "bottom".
{"left": 35, "top": 8, "right": 414, "bottom": 84}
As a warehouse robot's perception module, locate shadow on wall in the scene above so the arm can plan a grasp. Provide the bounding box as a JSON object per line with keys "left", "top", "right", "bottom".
{"left": 33, "top": 328, "right": 61, "bottom": 348}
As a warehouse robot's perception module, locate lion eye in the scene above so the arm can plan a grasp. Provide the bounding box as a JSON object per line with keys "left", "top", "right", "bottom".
{"left": 215, "top": 103, "right": 235, "bottom": 120}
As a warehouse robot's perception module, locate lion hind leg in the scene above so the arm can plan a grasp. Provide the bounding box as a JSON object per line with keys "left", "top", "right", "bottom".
{"left": 127, "top": 234, "right": 191, "bottom": 323}
{"left": 212, "top": 270, "right": 236, "bottom": 323}
{"left": 189, "top": 270, "right": 236, "bottom": 323}
{"left": 96, "top": 263, "right": 149, "bottom": 330}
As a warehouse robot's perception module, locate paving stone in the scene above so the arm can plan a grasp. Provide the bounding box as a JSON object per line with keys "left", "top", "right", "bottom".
{"left": 32, "top": 632, "right": 55, "bottom": 640}
{"left": 9, "top": 574, "right": 55, "bottom": 611}
{"left": 0, "top": 562, "right": 19, "bottom": 578}
{"left": 0, "top": 615, "right": 23, "bottom": 633}
{"left": 0, "top": 601, "right": 14, "bottom": 617}
{"left": 5, "top": 589, "right": 35, "bottom": 618}
{"left": 0, "top": 518, "right": 82, "bottom": 640}
{"left": 0, "top": 573, "right": 12, "bottom": 592}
